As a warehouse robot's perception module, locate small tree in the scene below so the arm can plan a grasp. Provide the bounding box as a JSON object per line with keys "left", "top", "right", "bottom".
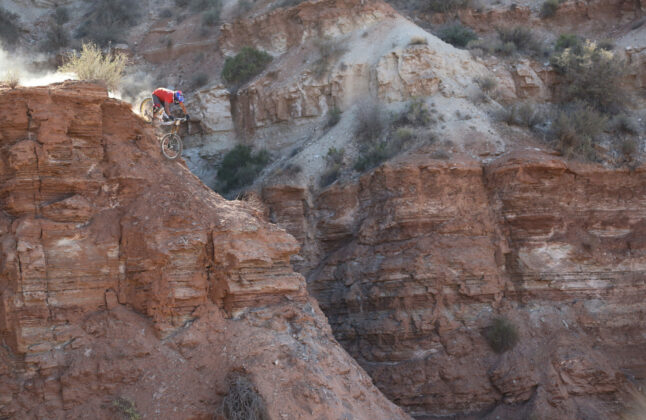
{"left": 221, "top": 47, "right": 272, "bottom": 89}
{"left": 58, "top": 43, "right": 128, "bottom": 91}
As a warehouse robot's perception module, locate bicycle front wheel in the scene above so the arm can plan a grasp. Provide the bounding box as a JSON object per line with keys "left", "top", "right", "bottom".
{"left": 139, "top": 98, "right": 153, "bottom": 123}
{"left": 160, "top": 133, "right": 183, "bottom": 160}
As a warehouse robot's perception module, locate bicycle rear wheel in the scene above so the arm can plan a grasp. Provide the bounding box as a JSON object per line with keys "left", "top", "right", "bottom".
{"left": 139, "top": 98, "right": 154, "bottom": 123}
{"left": 160, "top": 133, "right": 183, "bottom": 160}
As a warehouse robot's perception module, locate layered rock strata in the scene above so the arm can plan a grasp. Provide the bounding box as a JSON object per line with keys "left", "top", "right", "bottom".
{"left": 264, "top": 151, "right": 646, "bottom": 418}
{"left": 0, "top": 82, "right": 409, "bottom": 419}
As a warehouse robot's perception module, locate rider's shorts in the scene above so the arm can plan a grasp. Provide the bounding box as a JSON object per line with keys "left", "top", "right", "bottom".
{"left": 152, "top": 94, "right": 163, "bottom": 109}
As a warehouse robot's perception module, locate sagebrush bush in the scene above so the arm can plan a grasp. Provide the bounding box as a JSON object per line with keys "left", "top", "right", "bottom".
{"left": 551, "top": 40, "right": 627, "bottom": 113}
{"left": 75, "top": 0, "right": 140, "bottom": 46}
{"left": 438, "top": 23, "right": 477, "bottom": 48}
{"left": 112, "top": 397, "right": 141, "bottom": 420}
{"left": 0, "top": 7, "right": 21, "bottom": 47}
{"left": 555, "top": 34, "right": 581, "bottom": 52}
{"left": 497, "top": 26, "right": 544, "bottom": 56}
{"left": 216, "top": 145, "right": 270, "bottom": 194}
{"left": 425, "top": 0, "right": 471, "bottom": 13}
{"left": 222, "top": 47, "right": 272, "bottom": 89}
{"left": 540, "top": 0, "right": 559, "bottom": 18}
{"left": 610, "top": 114, "right": 640, "bottom": 135}
{"left": 354, "top": 141, "right": 391, "bottom": 172}
{"left": 355, "top": 101, "right": 384, "bottom": 144}
{"left": 59, "top": 43, "right": 128, "bottom": 91}
{"left": 500, "top": 102, "right": 543, "bottom": 128}
{"left": 395, "top": 98, "right": 432, "bottom": 127}
{"left": 326, "top": 106, "right": 342, "bottom": 128}
{"left": 320, "top": 147, "right": 345, "bottom": 187}
{"left": 220, "top": 375, "right": 269, "bottom": 420}
{"left": 553, "top": 102, "right": 607, "bottom": 160}
{"left": 202, "top": 9, "right": 220, "bottom": 26}
{"left": 485, "top": 317, "right": 519, "bottom": 354}
{"left": 313, "top": 39, "right": 348, "bottom": 78}
{"left": 475, "top": 76, "right": 497, "bottom": 94}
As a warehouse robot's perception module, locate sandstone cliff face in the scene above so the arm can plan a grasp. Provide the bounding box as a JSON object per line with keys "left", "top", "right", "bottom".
{"left": 0, "top": 82, "right": 409, "bottom": 419}
{"left": 264, "top": 152, "right": 646, "bottom": 418}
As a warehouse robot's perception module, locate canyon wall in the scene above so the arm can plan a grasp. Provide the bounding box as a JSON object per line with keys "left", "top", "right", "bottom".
{"left": 0, "top": 82, "right": 409, "bottom": 419}
{"left": 264, "top": 151, "right": 646, "bottom": 418}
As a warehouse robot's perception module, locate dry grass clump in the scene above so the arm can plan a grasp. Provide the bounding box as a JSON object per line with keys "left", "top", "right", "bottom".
{"left": 2, "top": 70, "right": 20, "bottom": 89}
{"left": 220, "top": 375, "right": 269, "bottom": 420}
{"left": 112, "top": 397, "right": 141, "bottom": 420}
{"left": 59, "top": 43, "right": 128, "bottom": 91}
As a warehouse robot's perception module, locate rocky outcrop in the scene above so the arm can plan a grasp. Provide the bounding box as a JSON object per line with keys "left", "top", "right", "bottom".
{"left": 0, "top": 82, "right": 409, "bottom": 419}
{"left": 264, "top": 151, "right": 646, "bottom": 418}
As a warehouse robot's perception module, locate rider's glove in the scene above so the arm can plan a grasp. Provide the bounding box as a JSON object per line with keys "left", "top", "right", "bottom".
{"left": 185, "top": 114, "right": 190, "bottom": 121}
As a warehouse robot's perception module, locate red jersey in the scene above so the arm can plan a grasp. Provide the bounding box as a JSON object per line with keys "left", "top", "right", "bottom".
{"left": 153, "top": 88, "right": 174, "bottom": 104}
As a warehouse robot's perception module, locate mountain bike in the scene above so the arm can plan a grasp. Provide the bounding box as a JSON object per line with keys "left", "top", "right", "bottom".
{"left": 158, "top": 118, "right": 185, "bottom": 160}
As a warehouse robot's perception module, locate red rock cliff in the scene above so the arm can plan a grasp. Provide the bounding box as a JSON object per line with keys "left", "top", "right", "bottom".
{"left": 0, "top": 82, "right": 409, "bottom": 419}
{"left": 264, "top": 152, "right": 646, "bottom": 419}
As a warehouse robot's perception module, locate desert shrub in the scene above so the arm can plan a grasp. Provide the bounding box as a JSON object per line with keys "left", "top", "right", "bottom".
{"left": 551, "top": 40, "right": 627, "bottom": 113}
{"left": 220, "top": 375, "right": 269, "bottom": 420}
{"left": 0, "top": 7, "right": 21, "bottom": 47}
{"left": 395, "top": 98, "right": 432, "bottom": 127}
{"left": 59, "top": 43, "right": 128, "bottom": 91}
{"left": 159, "top": 8, "right": 173, "bottom": 18}
{"left": 610, "top": 114, "right": 640, "bottom": 135}
{"left": 438, "top": 23, "right": 477, "bottom": 48}
{"left": 394, "top": 127, "right": 414, "bottom": 142}
{"left": 540, "top": 0, "right": 559, "bottom": 18}
{"left": 354, "top": 141, "right": 391, "bottom": 172}
{"left": 425, "top": 0, "right": 471, "bottom": 13}
{"left": 202, "top": 9, "right": 220, "bottom": 26}
{"left": 598, "top": 40, "right": 614, "bottom": 51}
{"left": 216, "top": 145, "right": 270, "bottom": 193}
{"left": 485, "top": 317, "right": 519, "bottom": 354}
{"left": 54, "top": 6, "right": 70, "bottom": 25}
{"left": 355, "top": 101, "right": 384, "bottom": 144}
{"left": 191, "top": 0, "right": 221, "bottom": 11}
{"left": 222, "top": 47, "right": 272, "bottom": 89}
{"left": 191, "top": 72, "right": 209, "bottom": 89}
{"left": 2, "top": 70, "right": 20, "bottom": 89}
{"left": 553, "top": 102, "right": 607, "bottom": 160}
{"left": 326, "top": 106, "right": 342, "bottom": 128}
{"left": 621, "top": 138, "right": 639, "bottom": 158}
{"left": 555, "top": 34, "right": 581, "bottom": 52}
{"left": 76, "top": 0, "right": 140, "bottom": 46}
{"left": 475, "top": 76, "right": 497, "bottom": 94}
{"left": 312, "top": 39, "right": 348, "bottom": 78}
{"left": 409, "top": 36, "right": 428, "bottom": 45}
{"left": 497, "top": 26, "right": 544, "bottom": 56}
{"left": 112, "top": 397, "right": 141, "bottom": 420}
{"left": 500, "top": 102, "right": 543, "bottom": 128}
{"left": 320, "top": 147, "right": 345, "bottom": 187}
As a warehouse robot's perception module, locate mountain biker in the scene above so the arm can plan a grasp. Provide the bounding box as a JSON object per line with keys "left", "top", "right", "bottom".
{"left": 151, "top": 88, "right": 190, "bottom": 122}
